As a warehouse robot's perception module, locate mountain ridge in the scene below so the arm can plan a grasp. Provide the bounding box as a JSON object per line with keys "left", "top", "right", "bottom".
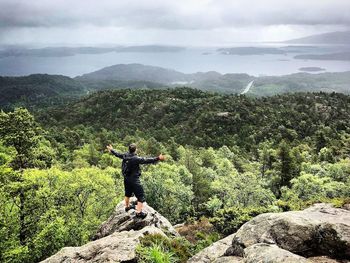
{"left": 1, "top": 64, "right": 350, "bottom": 109}
{"left": 285, "top": 30, "right": 350, "bottom": 44}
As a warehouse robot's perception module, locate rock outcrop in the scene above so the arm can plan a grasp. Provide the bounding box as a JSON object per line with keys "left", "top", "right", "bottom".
{"left": 228, "top": 203, "right": 350, "bottom": 259}
{"left": 189, "top": 203, "right": 350, "bottom": 263}
{"left": 42, "top": 201, "right": 350, "bottom": 263}
{"left": 94, "top": 198, "right": 178, "bottom": 239}
{"left": 41, "top": 198, "right": 177, "bottom": 263}
{"left": 42, "top": 226, "right": 163, "bottom": 263}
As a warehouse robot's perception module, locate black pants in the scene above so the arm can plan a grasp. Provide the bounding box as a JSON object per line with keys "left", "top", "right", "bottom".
{"left": 124, "top": 177, "right": 146, "bottom": 203}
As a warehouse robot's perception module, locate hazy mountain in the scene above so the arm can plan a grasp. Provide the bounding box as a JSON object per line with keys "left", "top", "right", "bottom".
{"left": 285, "top": 31, "right": 350, "bottom": 44}
{"left": 75, "top": 64, "right": 251, "bottom": 93}
{"left": 76, "top": 63, "right": 188, "bottom": 83}
{"left": 0, "top": 46, "right": 185, "bottom": 58}
{"left": 248, "top": 71, "right": 350, "bottom": 96}
{"left": 1, "top": 64, "right": 350, "bottom": 109}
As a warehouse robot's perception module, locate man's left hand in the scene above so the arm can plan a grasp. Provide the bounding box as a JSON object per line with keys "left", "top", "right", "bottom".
{"left": 158, "top": 154, "right": 166, "bottom": 161}
{"left": 106, "top": 144, "right": 113, "bottom": 152}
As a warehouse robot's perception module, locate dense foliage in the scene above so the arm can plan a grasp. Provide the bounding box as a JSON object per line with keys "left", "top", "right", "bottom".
{"left": 2, "top": 68, "right": 350, "bottom": 110}
{"left": 39, "top": 88, "right": 350, "bottom": 151}
{"left": 0, "top": 74, "right": 86, "bottom": 110}
{"left": 1, "top": 88, "right": 349, "bottom": 262}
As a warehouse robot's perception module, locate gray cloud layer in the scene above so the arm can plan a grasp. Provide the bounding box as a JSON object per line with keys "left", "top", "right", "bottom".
{"left": 2, "top": 0, "right": 350, "bottom": 30}
{"left": 0, "top": 0, "right": 349, "bottom": 45}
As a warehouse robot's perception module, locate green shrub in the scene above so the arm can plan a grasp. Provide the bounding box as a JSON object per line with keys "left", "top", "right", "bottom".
{"left": 277, "top": 195, "right": 350, "bottom": 211}
{"left": 137, "top": 244, "right": 177, "bottom": 263}
{"left": 176, "top": 217, "right": 221, "bottom": 254}
{"left": 136, "top": 234, "right": 192, "bottom": 263}
{"left": 3, "top": 246, "right": 30, "bottom": 263}
{"left": 210, "top": 206, "right": 274, "bottom": 235}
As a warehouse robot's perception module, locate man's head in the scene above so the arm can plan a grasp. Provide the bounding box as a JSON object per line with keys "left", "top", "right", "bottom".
{"left": 129, "top": 143, "right": 137, "bottom": 153}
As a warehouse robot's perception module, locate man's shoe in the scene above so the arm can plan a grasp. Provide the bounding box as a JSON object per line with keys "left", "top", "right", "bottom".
{"left": 125, "top": 203, "right": 136, "bottom": 212}
{"left": 135, "top": 211, "right": 148, "bottom": 219}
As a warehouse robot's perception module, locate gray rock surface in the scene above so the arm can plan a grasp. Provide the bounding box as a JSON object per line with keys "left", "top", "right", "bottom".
{"left": 41, "top": 226, "right": 164, "bottom": 263}
{"left": 188, "top": 233, "right": 236, "bottom": 262}
{"left": 307, "top": 256, "right": 350, "bottom": 263}
{"left": 212, "top": 256, "right": 243, "bottom": 263}
{"left": 228, "top": 203, "right": 350, "bottom": 259}
{"left": 244, "top": 243, "right": 308, "bottom": 263}
{"left": 94, "top": 197, "right": 178, "bottom": 239}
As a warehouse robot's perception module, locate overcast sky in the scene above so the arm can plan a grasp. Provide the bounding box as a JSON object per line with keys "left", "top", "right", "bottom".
{"left": 0, "top": 0, "right": 349, "bottom": 47}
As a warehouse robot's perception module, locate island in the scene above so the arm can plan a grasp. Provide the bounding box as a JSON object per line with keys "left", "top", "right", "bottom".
{"left": 218, "top": 47, "right": 285, "bottom": 55}
{"left": 294, "top": 52, "right": 350, "bottom": 61}
{"left": 298, "top": 67, "right": 326, "bottom": 72}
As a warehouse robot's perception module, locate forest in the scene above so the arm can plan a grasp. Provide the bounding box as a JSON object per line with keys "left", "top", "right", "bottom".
{"left": 1, "top": 87, "right": 350, "bottom": 262}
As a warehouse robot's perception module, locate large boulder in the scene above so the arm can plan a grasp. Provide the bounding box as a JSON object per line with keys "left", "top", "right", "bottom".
{"left": 41, "top": 226, "right": 164, "bottom": 263}
{"left": 94, "top": 198, "right": 178, "bottom": 239}
{"left": 188, "top": 203, "right": 350, "bottom": 263}
{"left": 227, "top": 203, "right": 350, "bottom": 260}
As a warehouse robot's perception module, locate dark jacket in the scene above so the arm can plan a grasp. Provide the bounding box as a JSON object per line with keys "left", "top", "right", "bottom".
{"left": 111, "top": 149, "right": 159, "bottom": 178}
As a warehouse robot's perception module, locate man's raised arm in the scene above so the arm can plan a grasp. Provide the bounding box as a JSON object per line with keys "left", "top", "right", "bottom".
{"left": 136, "top": 154, "right": 165, "bottom": 164}
{"left": 106, "top": 144, "right": 124, "bottom": 159}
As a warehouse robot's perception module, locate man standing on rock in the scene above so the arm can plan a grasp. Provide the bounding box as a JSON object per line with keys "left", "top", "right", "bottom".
{"left": 107, "top": 143, "right": 165, "bottom": 219}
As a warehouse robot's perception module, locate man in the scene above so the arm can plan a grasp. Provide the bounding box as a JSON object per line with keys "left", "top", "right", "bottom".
{"left": 106, "top": 143, "right": 165, "bottom": 219}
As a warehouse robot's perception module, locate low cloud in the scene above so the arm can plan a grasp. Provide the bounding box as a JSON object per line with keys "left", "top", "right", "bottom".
{"left": 1, "top": 0, "right": 350, "bottom": 30}
{"left": 0, "top": 0, "right": 349, "bottom": 45}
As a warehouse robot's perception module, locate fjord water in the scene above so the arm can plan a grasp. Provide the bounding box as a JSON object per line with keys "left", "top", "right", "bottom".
{"left": 0, "top": 45, "right": 349, "bottom": 77}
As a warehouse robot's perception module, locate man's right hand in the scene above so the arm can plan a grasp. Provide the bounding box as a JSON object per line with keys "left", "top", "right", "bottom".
{"left": 106, "top": 144, "right": 113, "bottom": 152}
{"left": 158, "top": 154, "right": 166, "bottom": 161}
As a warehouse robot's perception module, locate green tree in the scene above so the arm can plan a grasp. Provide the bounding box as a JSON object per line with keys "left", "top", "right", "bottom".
{"left": 282, "top": 173, "right": 348, "bottom": 202}
{"left": 0, "top": 108, "right": 42, "bottom": 245}
{"left": 142, "top": 163, "right": 193, "bottom": 223}
{"left": 258, "top": 142, "right": 276, "bottom": 177}
{"left": 0, "top": 108, "right": 41, "bottom": 170}
{"left": 275, "top": 140, "right": 299, "bottom": 197}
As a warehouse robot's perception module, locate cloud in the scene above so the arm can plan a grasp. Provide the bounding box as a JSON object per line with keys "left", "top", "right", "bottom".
{"left": 0, "top": 0, "right": 349, "bottom": 45}
{"left": 1, "top": 0, "right": 350, "bottom": 30}
{"left": 219, "top": 0, "right": 350, "bottom": 27}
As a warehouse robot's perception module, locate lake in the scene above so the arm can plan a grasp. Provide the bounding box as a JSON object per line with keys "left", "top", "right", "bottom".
{"left": 0, "top": 44, "right": 349, "bottom": 77}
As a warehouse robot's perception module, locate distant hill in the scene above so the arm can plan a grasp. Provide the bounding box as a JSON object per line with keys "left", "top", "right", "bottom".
{"left": 285, "top": 31, "right": 350, "bottom": 44}
{"left": 76, "top": 63, "right": 350, "bottom": 95}
{"left": 248, "top": 71, "right": 350, "bottom": 96}
{"left": 75, "top": 63, "right": 251, "bottom": 93}
{"left": 76, "top": 63, "right": 188, "bottom": 84}
{"left": 1, "top": 64, "right": 350, "bottom": 109}
{"left": 0, "top": 74, "right": 86, "bottom": 109}
{"left": 0, "top": 45, "right": 185, "bottom": 58}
